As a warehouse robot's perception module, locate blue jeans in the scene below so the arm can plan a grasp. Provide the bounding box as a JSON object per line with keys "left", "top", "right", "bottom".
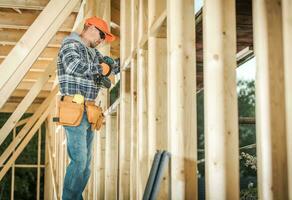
{"left": 62, "top": 112, "right": 95, "bottom": 200}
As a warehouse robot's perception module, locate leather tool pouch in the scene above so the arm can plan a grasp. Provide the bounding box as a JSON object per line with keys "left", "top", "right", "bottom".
{"left": 86, "top": 104, "right": 104, "bottom": 131}
{"left": 57, "top": 98, "right": 84, "bottom": 126}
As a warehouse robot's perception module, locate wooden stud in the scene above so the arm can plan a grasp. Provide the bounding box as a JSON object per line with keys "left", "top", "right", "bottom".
{"left": 137, "top": 0, "right": 149, "bottom": 198}
{"left": 253, "top": 0, "right": 288, "bottom": 199}
{"left": 119, "top": 0, "right": 132, "bottom": 198}
{"left": 148, "top": 0, "right": 169, "bottom": 198}
{"left": 130, "top": 0, "right": 139, "bottom": 199}
{"left": 283, "top": 0, "right": 292, "bottom": 198}
{"left": 104, "top": 115, "right": 118, "bottom": 199}
{"left": 203, "top": 0, "right": 239, "bottom": 199}
{"left": 37, "top": 128, "right": 41, "bottom": 200}
{"left": 44, "top": 120, "right": 58, "bottom": 200}
{"left": 0, "top": 0, "right": 79, "bottom": 109}
{"left": 167, "top": 0, "right": 198, "bottom": 198}
{"left": 10, "top": 128, "right": 16, "bottom": 200}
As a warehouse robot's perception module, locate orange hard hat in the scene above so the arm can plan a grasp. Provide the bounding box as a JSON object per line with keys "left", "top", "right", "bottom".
{"left": 85, "top": 16, "right": 116, "bottom": 42}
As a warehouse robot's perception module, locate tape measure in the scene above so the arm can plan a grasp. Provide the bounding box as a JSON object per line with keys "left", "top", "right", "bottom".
{"left": 72, "top": 94, "right": 84, "bottom": 104}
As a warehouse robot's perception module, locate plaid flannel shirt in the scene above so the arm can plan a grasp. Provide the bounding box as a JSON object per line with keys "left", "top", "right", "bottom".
{"left": 57, "top": 32, "right": 119, "bottom": 101}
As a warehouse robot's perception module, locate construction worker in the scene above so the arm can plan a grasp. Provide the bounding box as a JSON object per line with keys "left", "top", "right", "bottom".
{"left": 57, "top": 16, "right": 119, "bottom": 200}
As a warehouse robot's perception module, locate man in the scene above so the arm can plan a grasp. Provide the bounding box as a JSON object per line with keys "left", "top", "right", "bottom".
{"left": 57, "top": 16, "right": 119, "bottom": 200}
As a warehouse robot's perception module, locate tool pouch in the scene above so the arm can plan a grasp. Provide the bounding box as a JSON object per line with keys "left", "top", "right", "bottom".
{"left": 86, "top": 104, "right": 104, "bottom": 131}
{"left": 57, "top": 99, "right": 84, "bottom": 126}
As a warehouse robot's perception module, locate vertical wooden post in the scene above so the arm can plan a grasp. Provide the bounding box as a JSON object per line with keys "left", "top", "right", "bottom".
{"left": 253, "top": 0, "right": 288, "bottom": 199}
{"left": 148, "top": 0, "right": 168, "bottom": 198}
{"left": 130, "top": 0, "right": 139, "bottom": 199}
{"left": 44, "top": 120, "right": 53, "bottom": 200}
{"left": 137, "top": 0, "right": 149, "bottom": 197}
{"left": 105, "top": 114, "right": 118, "bottom": 199}
{"left": 203, "top": 0, "right": 239, "bottom": 199}
{"left": 283, "top": 0, "right": 292, "bottom": 198}
{"left": 167, "top": 0, "right": 197, "bottom": 199}
{"left": 37, "top": 128, "right": 41, "bottom": 200}
{"left": 10, "top": 128, "right": 16, "bottom": 200}
{"left": 119, "top": 0, "right": 132, "bottom": 198}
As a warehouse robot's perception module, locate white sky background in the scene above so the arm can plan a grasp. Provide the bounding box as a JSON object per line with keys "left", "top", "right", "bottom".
{"left": 236, "top": 58, "right": 256, "bottom": 81}
{"left": 195, "top": 0, "right": 204, "bottom": 13}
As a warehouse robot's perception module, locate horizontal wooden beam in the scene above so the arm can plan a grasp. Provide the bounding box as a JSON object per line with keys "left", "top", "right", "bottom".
{"left": 17, "top": 81, "right": 53, "bottom": 91}
{"left": 0, "top": 164, "right": 45, "bottom": 168}
{"left": 0, "top": 28, "right": 69, "bottom": 47}
{"left": 23, "top": 71, "right": 56, "bottom": 81}
{"left": 0, "top": 45, "right": 59, "bottom": 58}
{"left": 0, "top": 58, "right": 53, "bottom": 71}
{"left": 0, "top": 102, "right": 40, "bottom": 113}
{"left": 0, "top": 8, "right": 77, "bottom": 32}
{"left": 0, "top": 0, "right": 81, "bottom": 12}
{"left": 9, "top": 89, "right": 50, "bottom": 98}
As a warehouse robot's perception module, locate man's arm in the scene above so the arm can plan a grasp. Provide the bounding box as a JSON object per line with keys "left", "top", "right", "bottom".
{"left": 61, "top": 42, "right": 103, "bottom": 77}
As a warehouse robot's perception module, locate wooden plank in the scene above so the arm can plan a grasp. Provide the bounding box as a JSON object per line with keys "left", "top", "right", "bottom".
{"left": 0, "top": 8, "right": 77, "bottom": 32}
{"left": 253, "top": 0, "right": 288, "bottom": 199}
{"left": 0, "top": 0, "right": 79, "bottom": 109}
{"left": 203, "top": 0, "right": 239, "bottom": 199}
{"left": 0, "top": 45, "right": 59, "bottom": 59}
{"left": 0, "top": 99, "right": 54, "bottom": 181}
{"left": 16, "top": 81, "right": 54, "bottom": 91}
{"left": 283, "top": 0, "right": 292, "bottom": 198}
{"left": 10, "top": 128, "right": 16, "bottom": 200}
{"left": 0, "top": 60, "right": 55, "bottom": 146}
{"left": 0, "top": 29, "right": 69, "bottom": 47}
{"left": 104, "top": 115, "right": 118, "bottom": 199}
{"left": 0, "top": 0, "right": 81, "bottom": 12}
{"left": 0, "top": 86, "right": 58, "bottom": 166}
{"left": 136, "top": 0, "right": 148, "bottom": 198}
{"left": 130, "top": 0, "right": 138, "bottom": 198}
{"left": 23, "top": 71, "right": 56, "bottom": 81}
{"left": 149, "top": 9, "right": 166, "bottom": 38}
{"left": 119, "top": 0, "right": 132, "bottom": 198}
{"left": 44, "top": 120, "right": 58, "bottom": 200}
{"left": 104, "top": 98, "right": 120, "bottom": 116}
{"left": 168, "top": 0, "right": 197, "bottom": 199}
{"left": 37, "top": 128, "right": 41, "bottom": 200}
{"left": 0, "top": 102, "right": 40, "bottom": 113}
{"left": 148, "top": 0, "right": 169, "bottom": 199}
{"left": 10, "top": 89, "right": 50, "bottom": 98}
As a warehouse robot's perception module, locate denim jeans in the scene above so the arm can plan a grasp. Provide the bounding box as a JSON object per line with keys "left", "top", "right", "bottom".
{"left": 62, "top": 112, "right": 95, "bottom": 200}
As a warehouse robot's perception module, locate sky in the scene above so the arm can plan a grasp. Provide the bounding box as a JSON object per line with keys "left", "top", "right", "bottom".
{"left": 236, "top": 58, "right": 256, "bottom": 81}
{"left": 195, "top": 0, "right": 204, "bottom": 13}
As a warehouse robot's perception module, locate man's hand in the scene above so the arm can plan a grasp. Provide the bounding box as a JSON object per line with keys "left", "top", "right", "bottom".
{"left": 103, "top": 56, "right": 120, "bottom": 74}
{"left": 100, "top": 63, "right": 111, "bottom": 76}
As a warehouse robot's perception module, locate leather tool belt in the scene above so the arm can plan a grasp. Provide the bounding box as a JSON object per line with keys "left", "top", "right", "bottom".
{"left": 56, "top": 95, "right": 104, "bottom": 131}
